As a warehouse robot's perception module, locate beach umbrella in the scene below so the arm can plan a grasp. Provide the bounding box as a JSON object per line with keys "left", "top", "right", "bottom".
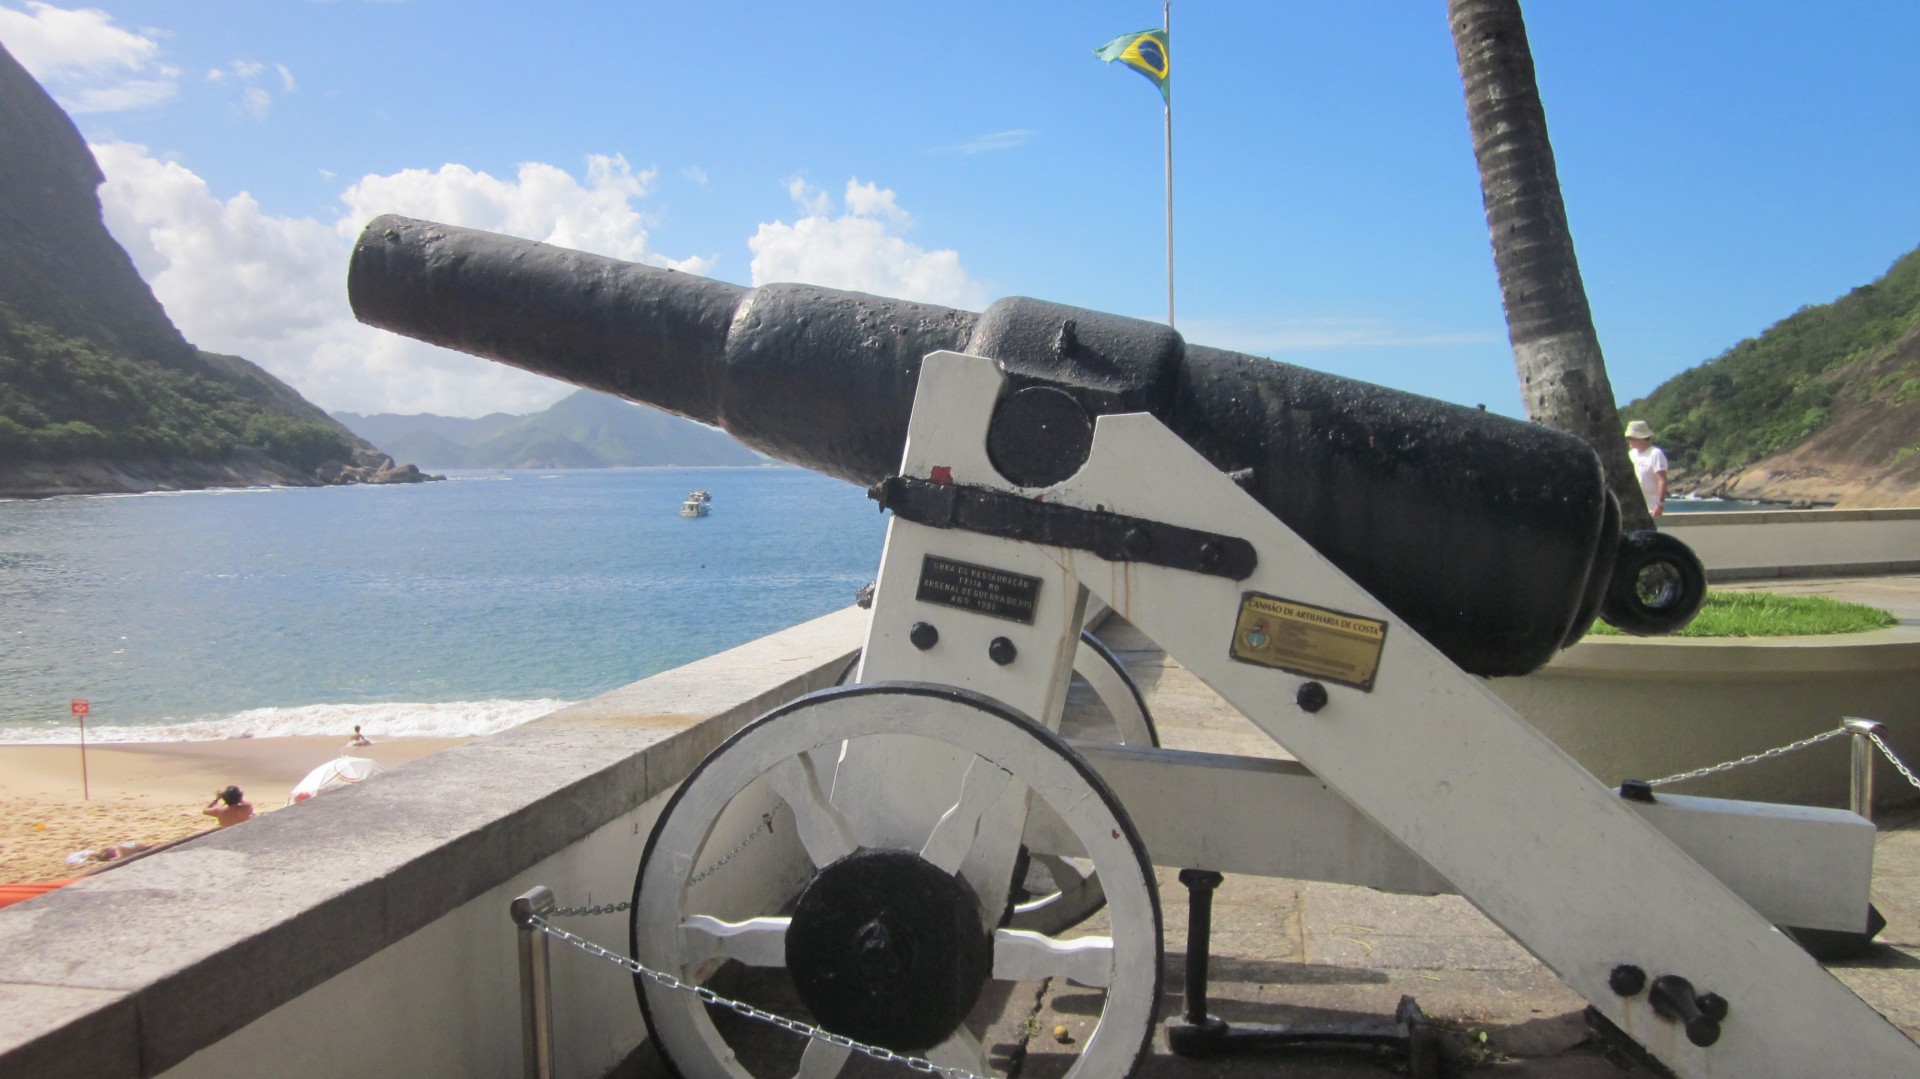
{"left": 289, "top": 756, "right": 385, "bottom": 805}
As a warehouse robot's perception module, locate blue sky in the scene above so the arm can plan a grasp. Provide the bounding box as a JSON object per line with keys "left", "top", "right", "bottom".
{"left": 4, "top": 2, "right": 1917, "bottom": 419}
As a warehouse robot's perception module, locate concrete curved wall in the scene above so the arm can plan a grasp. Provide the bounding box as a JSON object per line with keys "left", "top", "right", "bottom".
{"left": 1489, "top": 627, "right": 1920, "bottom": 809}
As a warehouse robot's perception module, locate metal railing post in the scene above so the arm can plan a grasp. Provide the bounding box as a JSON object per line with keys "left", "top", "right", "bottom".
{"left": 1843, "top": 718, "right": 1884, "bottom": 822}
{"left": 512, "top": 886, "right": 557, "bottom": 1079}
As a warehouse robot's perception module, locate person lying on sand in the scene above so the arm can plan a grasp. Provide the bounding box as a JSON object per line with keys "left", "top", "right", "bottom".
{"left": 202, "top": 786, "right": 255, "bottom": 828}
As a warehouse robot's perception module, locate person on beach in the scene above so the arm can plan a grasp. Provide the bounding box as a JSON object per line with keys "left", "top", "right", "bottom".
{"left": 347, "top": 725, "right": 373, "bottom": 749}
{"left": 203, "top": 786, "right": 255, "bottom": 828}
{"left": 1625, "top": 419, "right": 1668, "bottom": 517}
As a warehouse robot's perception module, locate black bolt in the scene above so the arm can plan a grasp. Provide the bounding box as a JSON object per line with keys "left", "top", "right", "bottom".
{"left": 988, "top": 637, "right": 1017, "bottom": 665}
{"left": 1697, "top": 992, "right": 1728, "bottom": 1023}
{"left": 1649, "top": 974, "right": 1721, "bottom": 1048}
{"left": 1296, "top": 681, "right": 1329, "bottom": 713}
{"left": 909, "top": 622, "right": 939, "bottom": 650}
{"left": 1197, "top": 541, "right": 1222, "bottom": 569}
{"left": 1121, "top": 527, "right": 1153, "bottom": 559}
{"left": 1609, "top": 964, "right": 1647, "bottom": 997}
{"left": 1618, "top": 779, "right": 1656, "bottom": 803}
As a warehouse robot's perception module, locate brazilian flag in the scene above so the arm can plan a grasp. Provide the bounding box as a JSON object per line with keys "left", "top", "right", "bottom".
{"left": 1095, "top": 29, "right": 1169, "bottom": 102}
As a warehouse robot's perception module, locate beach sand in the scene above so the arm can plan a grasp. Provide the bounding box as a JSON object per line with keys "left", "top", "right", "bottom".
{"left": 0, "top": 736, "right": 466, "bottom": 885}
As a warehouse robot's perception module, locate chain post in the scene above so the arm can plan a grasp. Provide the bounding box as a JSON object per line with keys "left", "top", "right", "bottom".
{"left": 511, "top": 887, "right": 558, "bottom": 1079}
{"left": 1843, "top": 718, "right": 1885, "bottom": 821}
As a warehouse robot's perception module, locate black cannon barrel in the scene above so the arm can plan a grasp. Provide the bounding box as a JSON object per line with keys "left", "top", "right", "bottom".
{"left": 351, "top": 215, "right": 1667, "bottom": 677}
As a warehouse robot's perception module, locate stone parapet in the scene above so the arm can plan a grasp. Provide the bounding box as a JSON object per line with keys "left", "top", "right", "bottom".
{"left": 0, "top": 606, "right": 866, "bottom": 1079}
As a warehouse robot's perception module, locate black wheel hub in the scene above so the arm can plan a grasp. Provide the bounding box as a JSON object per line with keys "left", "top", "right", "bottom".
{"left": 784, "top": 848, "right": 993, "bottom": 1052}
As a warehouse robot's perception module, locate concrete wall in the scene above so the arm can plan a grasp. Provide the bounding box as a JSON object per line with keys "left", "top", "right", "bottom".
{"left": 0, "top": 607, "right": 867, "bottom": 1079}
{"left": 1491, "top": 628, "right": 1920, "bottom": 810}
{"left": 1664, "top": 507, "right": 1920, "bottom": 580}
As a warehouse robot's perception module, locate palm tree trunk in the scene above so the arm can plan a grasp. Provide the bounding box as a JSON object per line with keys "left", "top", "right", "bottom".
{"left": 1446, "top": 0, "right": 1654, "bottom": 531}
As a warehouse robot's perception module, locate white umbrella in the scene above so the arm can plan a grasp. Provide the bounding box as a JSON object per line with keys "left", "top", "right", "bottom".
{"left": 288, "top": 755, "right": 386, "bottom": 805}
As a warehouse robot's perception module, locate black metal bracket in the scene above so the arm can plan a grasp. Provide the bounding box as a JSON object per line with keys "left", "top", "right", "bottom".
{"left": 870, "top": 475, "right": 1257, "bottom": 581}
{"left": 1166, "top": 868, "right": 1439, "bottom": 1077}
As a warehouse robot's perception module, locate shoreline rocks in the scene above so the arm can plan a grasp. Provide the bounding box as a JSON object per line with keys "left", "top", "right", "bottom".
{"left": 0, "top": 450, "right": 443, "bottom": 499}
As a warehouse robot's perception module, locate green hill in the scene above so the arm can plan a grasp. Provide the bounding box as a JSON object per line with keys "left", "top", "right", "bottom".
{"left": 1623, "top": 244, "right": 1920, "bottom": 506}
{"left": 0, "top": 40, "right": 409, "bottom": 498}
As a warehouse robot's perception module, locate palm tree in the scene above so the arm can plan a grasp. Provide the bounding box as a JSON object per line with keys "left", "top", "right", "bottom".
{"left": 1446, "top": 0, "right": 1654, "bottom": 531}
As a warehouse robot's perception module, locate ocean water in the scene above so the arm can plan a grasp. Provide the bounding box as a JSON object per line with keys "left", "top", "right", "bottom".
{"left": 0, "top": 468, "right": 886, "bottom": 743}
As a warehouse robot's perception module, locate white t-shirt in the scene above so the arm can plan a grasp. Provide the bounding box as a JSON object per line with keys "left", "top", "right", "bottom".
{"left": 1629, "top": 445, "right": 1668, "bottom": 510}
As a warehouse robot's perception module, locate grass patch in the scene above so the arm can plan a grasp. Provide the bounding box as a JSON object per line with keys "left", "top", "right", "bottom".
{"left": 1588, "top": 590, "right": 1896, "bottom": 638}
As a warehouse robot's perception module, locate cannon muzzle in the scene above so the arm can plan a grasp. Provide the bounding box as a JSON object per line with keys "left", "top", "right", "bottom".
{"left": 350, "top": 215, "right": 1701, "bottom": 676}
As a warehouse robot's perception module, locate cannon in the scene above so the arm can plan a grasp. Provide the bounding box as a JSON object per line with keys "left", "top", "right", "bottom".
{"left": 352, "top": 217, "right": 1912, "bottom": 1078}
{"left": 349, "top": 215, "right": 1705, "bottom": 677}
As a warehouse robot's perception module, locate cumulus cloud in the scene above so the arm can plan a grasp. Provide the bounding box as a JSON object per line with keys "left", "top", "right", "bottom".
{"left": 94, "top": 143, "right": 712, "bottom": 416}
{"left": 0, "top": 2, "right": 180, "bottom": 112}
{"left": 748, "top": 178, "right": 988, "bottom": 309}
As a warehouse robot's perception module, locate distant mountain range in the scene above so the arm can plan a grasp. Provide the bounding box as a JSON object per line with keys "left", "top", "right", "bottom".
{"left": 334, "top": 389, "right": 767, "bottom": 469}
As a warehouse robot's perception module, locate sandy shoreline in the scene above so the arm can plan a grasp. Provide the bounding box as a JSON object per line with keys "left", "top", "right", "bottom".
{"left": 0, "top": 736, "right": 466, "bottom": 885}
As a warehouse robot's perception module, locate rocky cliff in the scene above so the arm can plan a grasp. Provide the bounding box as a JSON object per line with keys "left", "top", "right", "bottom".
{"left": 0, "top": 41, "right": 430, "bottom": 498}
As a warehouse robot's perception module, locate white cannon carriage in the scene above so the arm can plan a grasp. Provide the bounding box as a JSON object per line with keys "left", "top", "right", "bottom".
{"left": 621, "top": 352, "right": 1914, "bottom": 1079}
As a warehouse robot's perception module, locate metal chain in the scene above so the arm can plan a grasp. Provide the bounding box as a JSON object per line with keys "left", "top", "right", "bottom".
{"left": 527, "top": 914, "right": 987, "bottom": 1079}
{"left": 551, "top": 900, "right": 630, "bottom": 917}
{"left": 550, "top": 809, "right": 781, "bottom": 918}
{"left": 1869, "top": 731, "right": 1920, "bottom": 791}
{"left": 1645, "top": 726, "right": 1848, "bottom": 788}
{"left": 690, "top": 808, "right": 778, "bottom": 885}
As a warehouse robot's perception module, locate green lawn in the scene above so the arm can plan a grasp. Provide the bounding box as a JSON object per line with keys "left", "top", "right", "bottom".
{"left": 1589, "top": 590, "right": 1896, "bottom": 638}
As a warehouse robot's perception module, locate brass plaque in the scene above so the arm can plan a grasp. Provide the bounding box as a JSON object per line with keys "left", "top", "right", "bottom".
{"left": 1229, "top": 592, "right": 1387, "bottom": 691}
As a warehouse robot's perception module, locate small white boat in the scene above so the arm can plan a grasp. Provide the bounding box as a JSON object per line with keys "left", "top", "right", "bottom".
{"left": 679, "top": 490, "right": 711, "bottom": 517}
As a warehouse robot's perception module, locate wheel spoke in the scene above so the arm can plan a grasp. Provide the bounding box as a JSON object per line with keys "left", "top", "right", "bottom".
{"left": 679, "top": 914, "right": 790, "bottom": 968}
{"left": 767, "top": 755, "right": 858, "bottom": 868}
{"left": 792, "top": 1036, "right": 852, "bottom": 1079}
{"left": 992, "top": 928, "right": 1114, "bottom": 988}
{"left": 920, "top": 756, "right": 1017, "bottom": 875}
{"left": 927, "top": 1027, "right": 997, "bottom": 1078}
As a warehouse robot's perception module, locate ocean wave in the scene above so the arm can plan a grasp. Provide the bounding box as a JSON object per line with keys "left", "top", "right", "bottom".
{"left": 0, "top": 698, "right": 572, "bottom": 745}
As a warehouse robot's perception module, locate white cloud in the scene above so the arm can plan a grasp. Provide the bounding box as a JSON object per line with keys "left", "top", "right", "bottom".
{"left": 238, "top": 85, "right": 271, "bottom": 120}
{"left": 680, "top": 165, "right": 708, "bottom": 186}
{"left": 205, "top": 56, "right": 291, "bottom": 119}
{"left": 93, "top": 142, "right": 713, "bottom": 417}
{"left": 748, "top": 178, "right": 988, "bottom": 309}
{"left": 0, "top": 2, "right": 179, "bottom": 112}
{"left": 925, "top": 129, "right": 1037, "bottom": 155}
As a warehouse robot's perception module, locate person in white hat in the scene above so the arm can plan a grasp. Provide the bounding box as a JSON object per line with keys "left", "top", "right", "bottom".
{"left": 1624, "top": 420, "right": 1667, "bottom": 516}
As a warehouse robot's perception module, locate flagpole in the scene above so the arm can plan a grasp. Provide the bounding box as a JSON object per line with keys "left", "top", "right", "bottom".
{"left": 1163, "top": 1, "right": 1174, "bottom": 328}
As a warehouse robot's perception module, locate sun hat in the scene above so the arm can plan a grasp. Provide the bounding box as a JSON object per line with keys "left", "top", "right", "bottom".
{"left": 1624, "top": 420, "right": 1654, "bottom": 440}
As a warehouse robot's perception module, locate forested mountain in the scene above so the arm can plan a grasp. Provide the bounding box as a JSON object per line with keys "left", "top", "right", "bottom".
{"left": 0, "top": 42, "right": 419, "bottom": 498}
{"left": 335, "top": 390, "right": 765, "bottom": 469}
{"left": 1624, "top": 244, "right": 1920, "bottom": 507}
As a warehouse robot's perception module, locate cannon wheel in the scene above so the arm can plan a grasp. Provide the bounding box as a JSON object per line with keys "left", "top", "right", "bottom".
{"left": 631, "top": 683, "right": 1162, "bottom": 1079}
{"left": 1005, "top": 630, "right": 1157, "bottom": 936}
{"left": 836, "top": 630, "right": 1157, "bottom": 936}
